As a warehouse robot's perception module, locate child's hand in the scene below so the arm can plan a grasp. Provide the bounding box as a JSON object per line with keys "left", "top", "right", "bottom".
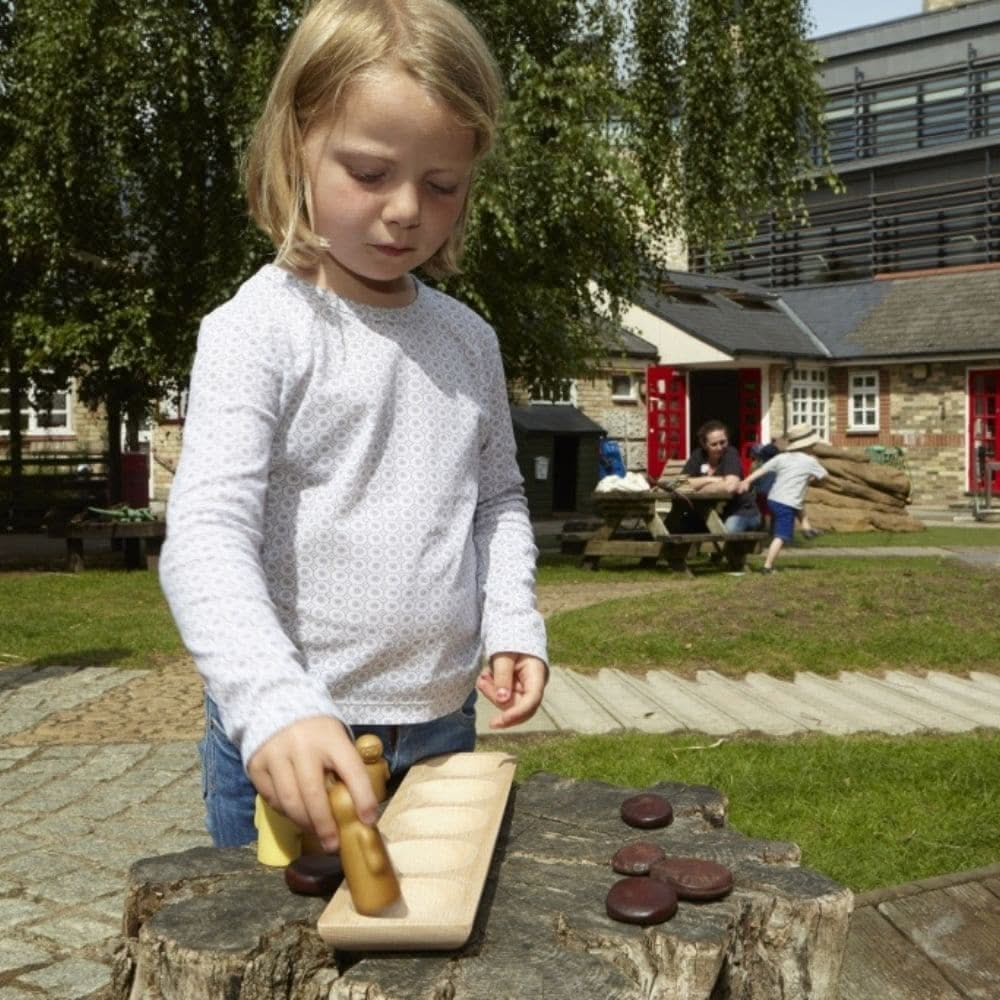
{"left": 735, "top": 478, "right": 750, "bottom": 494}
{"left": 477, "top": 652, "right": 548, "bottom": 730}
{"left": 247, "top": 715, "right": 377, "bottom": 852}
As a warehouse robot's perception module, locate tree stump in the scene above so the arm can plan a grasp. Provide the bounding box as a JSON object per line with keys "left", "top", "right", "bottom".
{"left": 110, "top": 773, "right": 853, "bottom": 1000}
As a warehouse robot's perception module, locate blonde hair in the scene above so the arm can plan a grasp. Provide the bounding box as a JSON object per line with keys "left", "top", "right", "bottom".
{"left": 245, "top": 0, "right": 503, "bottom": 278}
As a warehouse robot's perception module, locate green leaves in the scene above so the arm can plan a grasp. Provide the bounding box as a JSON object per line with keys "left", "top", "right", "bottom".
{"left": 1, "top": 0, "right": 830, "bottom": 409}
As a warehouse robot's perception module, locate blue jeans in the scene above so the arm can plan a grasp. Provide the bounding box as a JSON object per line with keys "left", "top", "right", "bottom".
{"left": 724, "top": 510, "right": 762, "bottom": 532}
{"left": 199, "top": 690, "right": 478, "bottom": 848}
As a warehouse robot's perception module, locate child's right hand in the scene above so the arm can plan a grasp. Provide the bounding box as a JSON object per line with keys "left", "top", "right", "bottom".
{"left": 247, "top": 716, "right": 378, "bottom": 852}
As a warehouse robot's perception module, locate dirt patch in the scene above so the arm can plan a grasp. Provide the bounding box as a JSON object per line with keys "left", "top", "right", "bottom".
{"left": 6, "top": 656, "right": 203, "bottom": 746}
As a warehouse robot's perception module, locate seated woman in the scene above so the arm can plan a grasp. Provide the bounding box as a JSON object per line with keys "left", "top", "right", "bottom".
{"left": 666, "top": 420, "right": 762, "bottom": 533}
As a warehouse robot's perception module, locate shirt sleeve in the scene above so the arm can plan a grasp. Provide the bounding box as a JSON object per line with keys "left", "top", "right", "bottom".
{"left": 473, "top": 330, "right": 548, "bottom": 665}
{"left": 159, "top": 313, "right": 340, "bottom": 767}
{"left": 811, "top": 458, "right": 828, "bottom": 480}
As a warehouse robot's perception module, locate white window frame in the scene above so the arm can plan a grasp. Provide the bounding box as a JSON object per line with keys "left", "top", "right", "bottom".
{"left": 610, "top": 373, "right": 639, "bottom": 403}
{"left": 789, "top": 367, "right": 828, "bottom": 438}
{"left": 0, "top": 375, "right": 74, "bottom": 437}
{"left": 848, "top": 369, "right": 880, "bottom": 432}
{"left": 530, "top": 379, "right": 577, "bottom": 406}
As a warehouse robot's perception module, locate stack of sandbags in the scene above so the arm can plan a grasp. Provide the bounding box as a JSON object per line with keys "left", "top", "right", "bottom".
{"left": 804, "top": 443, "right": 924, "bottom": 533}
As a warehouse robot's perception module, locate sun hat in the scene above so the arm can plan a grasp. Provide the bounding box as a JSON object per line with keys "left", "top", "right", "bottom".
{"left": 784, "top": 423, "right": 820, "bottom": 451}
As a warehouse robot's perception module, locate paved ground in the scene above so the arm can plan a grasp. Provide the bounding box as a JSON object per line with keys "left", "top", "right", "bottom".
{"left": 1, "top": 518, "right": 999, "bottom": 997}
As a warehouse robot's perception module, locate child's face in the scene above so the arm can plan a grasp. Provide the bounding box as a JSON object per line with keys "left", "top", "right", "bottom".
{"left": 302, "top": 65, "right": 476, "bottom": 306}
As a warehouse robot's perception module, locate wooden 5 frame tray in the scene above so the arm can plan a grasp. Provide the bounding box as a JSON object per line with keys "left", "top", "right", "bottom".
{"left": 317, "top": 751, "right": 516, "bottom": 951}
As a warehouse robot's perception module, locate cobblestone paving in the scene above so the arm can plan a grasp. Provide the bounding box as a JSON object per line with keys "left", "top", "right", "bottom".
{"left": 0, "top": 581, "right": 675, "bottom": 998}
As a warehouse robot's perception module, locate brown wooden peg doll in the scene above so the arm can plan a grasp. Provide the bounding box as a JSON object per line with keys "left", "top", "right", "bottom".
{"left": 326, "top": 781, "right": 400, "bottom": 915}
{"left": 355, "top": 733, "right": 391, "bottom": 803}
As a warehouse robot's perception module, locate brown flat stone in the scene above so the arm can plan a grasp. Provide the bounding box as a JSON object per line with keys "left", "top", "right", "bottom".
{"left": 611, "top": 841, "right": 666, "bottom": 875}
{"left": 284, "top": 854, "right": 344, "bottom": 896}
{"left": 605, "top": 876, "right": 678, "bottom": 926}
{"left": 650, "top": 857, "right": 734, "bottom": 901}
{"left": 620, "top": 793, "right": 673, "bottom": 830}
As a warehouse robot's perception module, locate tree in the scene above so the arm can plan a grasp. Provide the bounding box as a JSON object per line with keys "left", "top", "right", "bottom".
{"left": 1, "top": 0, "right": 830, "bottom": 474}
{"left": 0, "top": 0, "right": 288, "bottom": 496}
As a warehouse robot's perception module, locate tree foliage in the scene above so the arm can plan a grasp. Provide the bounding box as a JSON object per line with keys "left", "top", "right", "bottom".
{"left": 0, "top": 0, "right": 831, "bottom": 432}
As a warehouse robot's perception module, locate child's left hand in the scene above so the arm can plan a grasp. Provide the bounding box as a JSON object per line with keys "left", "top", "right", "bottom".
{"left": 477, "top": 652, "right": 548, "bottom": 730}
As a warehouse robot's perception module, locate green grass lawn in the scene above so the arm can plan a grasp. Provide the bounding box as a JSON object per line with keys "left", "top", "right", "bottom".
{"left": 484, "top": 730, "right": 1000, "bottom": 892}
{"left": 541, "top": 555, "right": 1000, "bottom": 676}
{"left": 808, "top": 525, "right": 1000, "bottom": 548}
{"left": 0, "top": 570, "right": 185, "bottom": 669}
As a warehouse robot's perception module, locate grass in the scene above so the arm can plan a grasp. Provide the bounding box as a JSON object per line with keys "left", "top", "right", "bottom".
{"left": 808, "top": 525, "right": 1000, "bottom": 548}
{"left": 484, "top": 730, "right": 1000, "bottom": 892}
{"left": 541, "top": 556, "right": 1000, "bottom": 675}
{"left": 0, "top": 570, "right": 186, "bottom": 669}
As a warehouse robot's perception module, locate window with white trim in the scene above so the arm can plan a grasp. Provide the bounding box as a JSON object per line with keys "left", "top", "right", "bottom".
{"left": 848, "top": 370, "right": 879, "bottom": 431}
{"left": 530, "top": 380, "right": 577, "bottom": 405}
{"left": 789, "top": 367, "right": 828, "bottom": 437}
{"left": 610, "top": 373, "right": 639, "bottom": 402}
{"left": 0, "top": 377, "right": 73, "bottom": 436}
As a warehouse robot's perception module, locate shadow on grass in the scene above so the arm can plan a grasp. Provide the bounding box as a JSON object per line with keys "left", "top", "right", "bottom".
{"left": 0, "top": 648, "right": 133, "bottom": 682}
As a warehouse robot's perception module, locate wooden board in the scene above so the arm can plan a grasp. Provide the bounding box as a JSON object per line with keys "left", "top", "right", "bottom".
{"left": 317, "top": 751, "right": 516, "bottom": 951}
{"left": 838, "top": 906, "right": 964, "bottom": 1000}
{"left": 878, "top": 882, "right": 1000, "bottom": 998}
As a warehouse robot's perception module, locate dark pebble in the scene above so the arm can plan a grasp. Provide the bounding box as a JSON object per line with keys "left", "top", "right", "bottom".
{"left": 650, "top": 857, "right": 734, "bottom": 901}
{"left": 611, "top": 841, "right": 666, "bottom": 875}
{"left": 606, "top": 876, "right": 678, "bottom": 925}
{"left": 284, "top": 854, "right": 344, "bottom": 896}
{"left": 620, "top": 793, "right": 673, "bottom": 830}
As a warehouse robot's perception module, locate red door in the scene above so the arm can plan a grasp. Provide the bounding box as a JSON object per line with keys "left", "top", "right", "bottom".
{"left": 646, "top": 366, "right": 687, "bottom": 480}
{"left": 737, "top": 368, "right": 762, "bottom": 475}
{"left": 969, "top": 369, "right": 1000, "bottom": 491}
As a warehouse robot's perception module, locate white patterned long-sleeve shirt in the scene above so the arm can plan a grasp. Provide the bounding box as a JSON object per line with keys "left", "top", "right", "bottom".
{"left": 160, "top": 265, "right": 547, "bottom": 767}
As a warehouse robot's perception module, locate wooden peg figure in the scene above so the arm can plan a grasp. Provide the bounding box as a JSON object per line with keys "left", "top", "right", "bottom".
{"left": 254, "top": 794, "right": 302, "bottom": 867}
{"left": 327, "top": 781, "right": 400, "bottom": 915}
{"left": 355, "top": 733, "right": 390, "bottom": 803}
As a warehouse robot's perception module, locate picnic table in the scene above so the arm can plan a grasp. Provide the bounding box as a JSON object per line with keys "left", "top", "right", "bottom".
{"left": 582, "top": 486, "right": 767, "bottom": 573}
{"left": 52, "top": 519, "right": 167, "bottom": 572}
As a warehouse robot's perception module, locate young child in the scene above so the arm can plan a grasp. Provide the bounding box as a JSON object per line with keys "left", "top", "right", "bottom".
{"left": 737, "top": 424, "right": 827, "bottom": 574}
{"left": 160, "top": 0, "right": 548, "bottom": 854}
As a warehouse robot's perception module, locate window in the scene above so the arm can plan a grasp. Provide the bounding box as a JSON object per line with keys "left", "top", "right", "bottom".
{"left": 790, "top": 367, "right": 828, "bottom": 438}
{"left": 530, "top": 380, "right": 577, "bottom": 406}
{"left": 611, "top": 374, "right": 639, "bottom": 402}
{"left": 848, "top": 370, "right": 879, "bottom": 431}
{"left": 0, "top": 377, "right": 73, "bottom": 436}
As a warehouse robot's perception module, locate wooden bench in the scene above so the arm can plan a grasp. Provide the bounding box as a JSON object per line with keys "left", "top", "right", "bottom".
{"left": 57, "top": 520, "right": 166, "bottom": 572}
{"left": 582, "top": 530, "right": 768, "bottom": 573}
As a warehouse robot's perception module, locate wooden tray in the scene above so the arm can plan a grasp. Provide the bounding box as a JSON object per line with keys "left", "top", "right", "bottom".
{"left": 317, "top": 751, "right": 516, "bottom": 951}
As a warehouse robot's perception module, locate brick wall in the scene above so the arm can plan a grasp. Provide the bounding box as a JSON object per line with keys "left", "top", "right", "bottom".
{"left": 768, "top": 361, "right": 978, "bottom": 505}
{"left": 576, "top": 359, "right": 650, "bottom": 470}
{"left": 152, "top": 422, "right": 183, "bottom": 505}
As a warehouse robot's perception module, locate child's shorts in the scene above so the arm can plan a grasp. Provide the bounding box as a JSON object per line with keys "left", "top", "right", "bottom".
{"left": 199, "top": 690, "right": 478, "bottom": 848}
{"left": 767, "top": 499, "right": 800, "bottom": 543}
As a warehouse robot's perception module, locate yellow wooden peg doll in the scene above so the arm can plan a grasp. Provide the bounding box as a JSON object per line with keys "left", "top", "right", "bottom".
{"left": 254, "top": 794, "right": 302, "bottom": 867}
{"left": 327, "top": 781, "right": 400, "bottom": 915}
{"left": 355, "top": 733, "right": 390, "bottom": 803}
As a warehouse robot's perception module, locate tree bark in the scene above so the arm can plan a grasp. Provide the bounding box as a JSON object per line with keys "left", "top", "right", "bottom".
{"left": 111, "top": 774, "right": 853, "bottom": 1000}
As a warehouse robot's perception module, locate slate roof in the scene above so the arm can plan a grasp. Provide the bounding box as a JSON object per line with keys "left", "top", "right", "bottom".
{"left": 510, "top": 405, "right": 606, "bottom": 436}
{"left": 782, "top": 269, "right": 1000, "bottom": 359}
{"left": 634, "top": 272, "right": 826, "bottom": 360}
{"left": 599, "top": 321, "right": 658, "bottom": 359}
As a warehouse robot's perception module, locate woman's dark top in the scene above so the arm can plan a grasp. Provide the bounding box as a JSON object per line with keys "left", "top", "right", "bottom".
{"left": 682, "top": 446, "right": 757, "bottom": 520}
